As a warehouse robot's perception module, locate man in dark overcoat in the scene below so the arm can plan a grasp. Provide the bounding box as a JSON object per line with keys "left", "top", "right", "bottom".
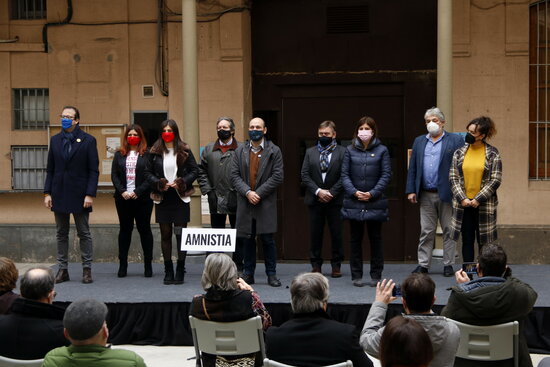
{"left": 44, "top": 106, "right": 99, "bottom": 284}
{"left": 231, "top": 117, "right": 283, "bottom": 287}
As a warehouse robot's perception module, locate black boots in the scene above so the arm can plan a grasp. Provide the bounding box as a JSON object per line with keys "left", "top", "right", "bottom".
{"left": 174, "top": 260, "right": 185, "bottom": 284}
{"left": 117, "top": 260, "right": 128, "bottom": 278}
{"left": 144, "top": 261, "right": 153, "bottom": 278}
{"left": 163, "top": 260, "right": 174, "bottom": 285}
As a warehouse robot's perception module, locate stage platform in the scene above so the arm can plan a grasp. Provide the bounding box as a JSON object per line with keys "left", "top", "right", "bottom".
{"left": 51, "top": 262, "right": 550, "bottom": 353}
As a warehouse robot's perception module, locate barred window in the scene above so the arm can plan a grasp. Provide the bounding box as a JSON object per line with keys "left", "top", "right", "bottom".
{"left": 13, "top": 88, "right": 49, "bottom": 130}
{"left": 10, "top": 0, "right": 47, "bottom": 20}
{"left": 12, "top": 146, "right": 48, "bottom": 190}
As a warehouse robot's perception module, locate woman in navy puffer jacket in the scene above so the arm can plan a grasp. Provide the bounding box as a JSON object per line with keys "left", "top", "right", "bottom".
{"left": 341, "top": 116, "right": 391, "bottom": 288}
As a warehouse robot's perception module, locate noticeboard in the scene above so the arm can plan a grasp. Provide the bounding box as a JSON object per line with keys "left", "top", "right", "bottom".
{"left": 48, "top": 124, "right": 127, "bottom": 186}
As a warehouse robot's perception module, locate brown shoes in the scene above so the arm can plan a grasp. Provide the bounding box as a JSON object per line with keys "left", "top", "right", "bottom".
{"left": 311, "top": 266, "right": 322, "bottom": 273}
{"left": 331, "top": 266, "right": 342, "bottom": 278}
{"left": 82, "top": 268, "right": 93, "bottom": 284}
{"left": 55, "top": 269, "right": 70, "bottom": 284}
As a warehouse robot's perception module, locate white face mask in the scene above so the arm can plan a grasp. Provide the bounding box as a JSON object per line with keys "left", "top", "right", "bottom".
{"left": 426, "top": 121, "right": 441, "bottom": 136}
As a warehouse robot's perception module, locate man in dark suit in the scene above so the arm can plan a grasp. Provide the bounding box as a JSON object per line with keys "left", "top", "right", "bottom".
{"left": 0, "top": 267, "right": 69, "bottom": 359}
{"left": 301, "top": 120, "right": 346, "bottom": 277}
{"left": 44, "top": 106, "right": 99, "bottom": 284}
{"left": 406, "top": 107, "right": 464, "bottom": 277}
{"left": 266, "top": 272, "right": 373, "bottom": 367}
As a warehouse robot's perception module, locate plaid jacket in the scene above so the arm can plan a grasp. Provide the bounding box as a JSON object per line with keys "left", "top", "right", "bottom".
{"left": 449, "top": 143, "right": 502, "bottom": 244}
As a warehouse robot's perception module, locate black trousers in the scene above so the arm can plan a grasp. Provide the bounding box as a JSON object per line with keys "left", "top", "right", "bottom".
{"left": 210, "top": 213, "right": 242, "bottom": 269}
{"left": 461, "top": 207, "right": 481, "bottom": 262}
{"left": 114, "top": 197, "right": 154, "bottom": 264}
{"left": 349, "top": 220, "right": 383, "bottom": 280}
{"left": 308, "top": 203, "right": 344, "bottom": 268}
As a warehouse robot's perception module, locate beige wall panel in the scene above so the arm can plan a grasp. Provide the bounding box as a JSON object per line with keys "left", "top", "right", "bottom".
{"left": 69, "top": 0, "right": 129, "bottom": 23}
{"left": 128, "top": 0, "right": 157, "bottom": 19}
{"left": 47, "top": 25, "right": 130, "bottom": 123}
{"left": 10, "top": 52, "right": 48, "bottom": 86}
{"left": 0, "top": 0, "right": 8, "bottom": 23}
{"left": 454, "top": 3, "right": 550, "bottom": 225}
{"left": 0, "top": 53, "right": 10, "bottom": 190}
{"left": 8, "top": 22, "right": 44, "bottom": 42}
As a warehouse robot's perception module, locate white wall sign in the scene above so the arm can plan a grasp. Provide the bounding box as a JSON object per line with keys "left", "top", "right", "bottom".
{"left": 180, "top": 228, "right": 236, "bottom": 252}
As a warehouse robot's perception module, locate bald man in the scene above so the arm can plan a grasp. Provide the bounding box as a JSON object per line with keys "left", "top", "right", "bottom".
{"left": 231, "top": 117, "right": 284, "bottom": 287}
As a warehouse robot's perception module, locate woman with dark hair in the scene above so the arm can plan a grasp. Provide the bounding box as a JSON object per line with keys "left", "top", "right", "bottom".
{"left": 190, "top": 253, "right": 271, "bottom": 367}
{"left": 146, "top": 119, "right": 199, "bottom": 285}
{"left": 341, "top": 116, "right": 391, "bottom": 287}
{"left": 111, "top": 124, "right": 154, "bottom": 278}
{"left": 380, "top": 316, "right": 433, "bottom": 367}
{"left": 0, "top": 257, "right": 19, "bottom": 314}
{"left": 450, "top": 116, "right": 502, "bottom": 263}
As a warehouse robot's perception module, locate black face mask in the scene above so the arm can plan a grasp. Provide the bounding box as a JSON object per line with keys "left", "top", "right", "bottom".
{"left": 318, "top": 136, "right": 333, "bottom": 147}
{"left": 217, "top": 129, "right": 232, "bottom": 141}
{"left": 465, "top": 133, "right": 476, "bottom": 144}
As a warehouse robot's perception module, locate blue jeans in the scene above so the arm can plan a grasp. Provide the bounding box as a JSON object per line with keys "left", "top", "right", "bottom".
{"left": 241, "top": 220, "right": 277, "bottom": 276}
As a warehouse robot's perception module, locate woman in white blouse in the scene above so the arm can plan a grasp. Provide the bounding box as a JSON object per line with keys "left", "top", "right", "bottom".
{"left": 111, "top": 125, "right": 154, "bottom": 278}
{"left": 146, "top": 119, "right": 199, "bottom": 285}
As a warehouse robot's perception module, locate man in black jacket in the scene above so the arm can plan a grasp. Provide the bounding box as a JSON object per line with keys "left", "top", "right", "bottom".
{"left": 441, "top": 244, "right": 538, "bottom": 367}
{"left": 266, "top": 273, "right": 373, "bottom": 367}
{"left": 301, "top": 121, "right": 346, "bottom": 277}
{"left": 0, "top": 267, "right": 68, "bottom": 359}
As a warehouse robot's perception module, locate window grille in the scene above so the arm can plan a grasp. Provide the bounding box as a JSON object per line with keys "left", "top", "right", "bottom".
{"left": 530, "top": 1, "right": 550, "bottom": 179}
{"left": 11, "top": 146, "right": 48, "bottom": 190}
{"left": 10, "top": 0, "right": 47, "bottom": 20}
{"left": 13, "top": 88, "right": 49, "bottom": 130}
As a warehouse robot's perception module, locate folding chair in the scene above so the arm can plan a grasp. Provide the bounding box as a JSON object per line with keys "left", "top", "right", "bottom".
{"left": 263, "top": 358, "right": 352, "bottom": 367}
{"left": 451, "top": 319, "right": 519, "bottom": 367}
{"left": 189, "top": 315, "right": 266, "bottom": 367}
{"left": 0, "top": 355, "right": 43, "bottom": 367}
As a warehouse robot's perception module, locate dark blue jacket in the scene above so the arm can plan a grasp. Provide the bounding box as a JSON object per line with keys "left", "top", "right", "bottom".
{"left": 44, "top": 126, "right": 99, "bottom": 214}
{"left": 405, "top": 132, "right": 464, "bottom": 202}
{"left": 341, "top": 138, "right": 391, "bottom": 221}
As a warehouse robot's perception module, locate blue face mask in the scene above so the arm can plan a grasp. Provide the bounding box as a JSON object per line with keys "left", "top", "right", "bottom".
{"left": 249, "top": 130, "right": 264, "bottom": 142}
{"left": 61, "top": 118, "right": 73, "bottom": 130}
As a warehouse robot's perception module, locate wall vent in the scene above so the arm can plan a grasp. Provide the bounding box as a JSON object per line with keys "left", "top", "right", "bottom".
{"left": 327, "top": 5, "right": 369, "bottom": 34}
{"left": 142, "top": 85, "right": 154, "bottom": 98}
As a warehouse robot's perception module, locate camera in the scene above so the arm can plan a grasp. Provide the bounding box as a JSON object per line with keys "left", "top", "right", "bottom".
{"left": 462, "top": 262, "right": 477, "bottom": 275}
{"left": 392, "top": 284, "right": 401, "bottom": 297}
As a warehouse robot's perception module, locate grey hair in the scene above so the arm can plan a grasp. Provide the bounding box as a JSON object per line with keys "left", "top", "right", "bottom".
{"left": 20, "top": 267, "right": 54, "bottom": 301}
{"left": 63, "top": 299, "right": 108, "bottom": 341}
{"left": 424, "top": 107, "right": 445, "bottom": 122}
{"left": 201, "top": 253, "right": 238, "bottom": 291}
{"left": 290, "top": 272, "right": 330, "bottom": 313}
{"left": 217, "top": 117, "right": 236, "bottom": 132}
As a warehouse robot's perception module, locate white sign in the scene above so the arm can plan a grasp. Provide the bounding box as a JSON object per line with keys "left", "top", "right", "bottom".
{"left": 106, "top": 137, "right": 120, "bottom": 158}
{"left": 180, "top": 228, "right": 236, "bottom": 252}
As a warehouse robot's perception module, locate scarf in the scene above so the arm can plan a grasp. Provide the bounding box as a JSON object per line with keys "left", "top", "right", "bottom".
{"left": 61, "top": 125, "right": 78, "bottom": 160}
{"left": 317, "top": 139, "right": 337, "bottom": 173}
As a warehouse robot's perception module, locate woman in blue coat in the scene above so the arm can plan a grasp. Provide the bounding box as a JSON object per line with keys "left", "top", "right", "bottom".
{"left": 341, "top": 116, "right": 391, "bottom": 287}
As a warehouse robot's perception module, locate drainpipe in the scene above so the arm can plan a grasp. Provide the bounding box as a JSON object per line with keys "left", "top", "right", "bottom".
{"left": 437, "top": 0, "right": 453, "bottom": 130}
{"left": 182, "top": 0, "right": 201, "bottom": 227}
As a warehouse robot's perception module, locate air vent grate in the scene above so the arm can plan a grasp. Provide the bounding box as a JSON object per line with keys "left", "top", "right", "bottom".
{"left": 142, "top": 85, "right": 154, "bottom": 98}
{"left": 327, "top": 5, "right": 369, "bottom": 34}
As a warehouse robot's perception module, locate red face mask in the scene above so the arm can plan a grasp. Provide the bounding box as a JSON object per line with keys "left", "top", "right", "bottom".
{"left": 162, "top": 131, "right": 175, "bottom": 143}
{"left": 127, "top": 136, "right": 141, "bottom": 146}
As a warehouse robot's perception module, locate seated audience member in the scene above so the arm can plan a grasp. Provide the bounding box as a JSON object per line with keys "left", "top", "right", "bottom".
{"left": 539, "top": 357, "right": 550, "bottom": 367}
{"left": 380, "top": 316, "right": 433, "bottom": 367}
{"left": 0, "top": 257, "right": 19, "bottom": 314}
{"left": 361, "top": 274, "right": 459, "bottom": 367}
{"left": 190, "top": 253, "right": 271, "bottom": 367}
{"left": 266, "top": 272, "right": 373, "bottom": 367}
{"left": 43, "top": 298, "right": 146, "bottom": 367}
{"left": 0, "top": 266, "right": 68, "bottom": 359}
{"left": 441, "top": 244, "right": 538, "bottom": 367}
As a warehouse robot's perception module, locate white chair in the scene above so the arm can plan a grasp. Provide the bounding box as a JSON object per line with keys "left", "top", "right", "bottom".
{"left": 188, "top": 315, "right": 266, "bottom": 367}
{"left": 263, "top": 359, "right": 352, "bottom": 367}
{"left": 0, "top": 355, "right": 43, "bottom": 367}
{"left": 451, "top": 319, "right": 519, "bottom": 367}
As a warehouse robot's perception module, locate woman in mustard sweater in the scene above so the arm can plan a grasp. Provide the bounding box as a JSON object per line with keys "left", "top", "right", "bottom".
{"left": 449, "top": 116, "right": 502, "bottom": 263}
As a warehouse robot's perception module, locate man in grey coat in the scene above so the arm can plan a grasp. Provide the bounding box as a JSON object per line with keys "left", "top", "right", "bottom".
{"left": 361, "top": 274, "right": 459, "bottom": 367}
{"left": 231, "top": 117, "right": 284, "bottom": 287}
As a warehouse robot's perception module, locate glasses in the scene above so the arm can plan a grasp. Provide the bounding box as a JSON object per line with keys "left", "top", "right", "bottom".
{"left": 59, "top": 115, "right": 75, "bottom": 119}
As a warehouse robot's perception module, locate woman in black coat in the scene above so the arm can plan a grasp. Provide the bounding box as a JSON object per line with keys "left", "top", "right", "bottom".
{"left": 341, "top": 116, "right": 392, "bottom": 287}
{"left": 146, "top": 119, "right": 199, "bottom": 285}
{"left": 111, "top": 124, "right": 154, "bottom": 278}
